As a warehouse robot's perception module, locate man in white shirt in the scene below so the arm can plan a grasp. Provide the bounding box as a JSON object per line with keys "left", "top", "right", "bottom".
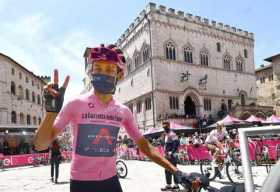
{"left": 205, "top": 122, "right": 231, "bottom": 165}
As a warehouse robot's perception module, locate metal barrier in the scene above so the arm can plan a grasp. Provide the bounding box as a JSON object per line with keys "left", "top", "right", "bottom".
{"left": 239, "top": 125, "right": 280, "bottom": 192}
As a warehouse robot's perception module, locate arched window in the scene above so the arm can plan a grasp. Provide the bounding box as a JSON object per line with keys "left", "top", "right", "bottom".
{"left": 11, "top": 111, "right": 17, "bottom": 124}
{"left": 32, "top": 92, "right": 35, "bottom": 103}
{"left": 25, "top": 89, "right": 30, "bottom": 101}
{"left": 20, "top": 113, "right": 25, "bottom": 124}
{"left": 133, "top": 51, "right": 141, "bottom": 68}
{"left": 38, "top": 117, "right": 42, "bottom": 124}
{"left": 126, "top": 58, "right": 132, "bottom": 74}
{"left": 37, "top": 94, "right": 41, "bottom": 105}
{"left": 18, "top": 85, "right": 24, "bottom": 99}
{"left": 142, "top": 46, "right": 150, "bottom": 63}
{"left": 26, "top": 114, "right": 31, "bottom": 125}
{"left": 236, "top": 56, "right": 244, "bottom": 72}
{"left": 216, "top": 42, "right": 221, "bottom": 52}
{"left": 244, "top": 49, "right": 248, "bottom": 58}
{"left": 127, "top": 63, "right": 131, "bottom": 74}
{"left": 223, "top": 54, "right": 232, "bottom": 70}
{"left": 184, "top": 47, "right": 193, "bottom": 64}
{"left": 200, "top": 48, "right": 209, "bottom": 67}
{"left": 33, "top": 116, "right": 37, "bottom": 125}
{"left": 165, "top": 42, "right": 176, "bottom": 60}
{"left": 11, "top": 81, "right": 16, "bottom": 95}
{"left": 239, "top": 91, "right": 247, "bottom": 106}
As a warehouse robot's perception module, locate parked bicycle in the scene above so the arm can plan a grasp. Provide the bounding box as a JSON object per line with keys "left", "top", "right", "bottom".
{"left": 200, "top": 142, "right": 243, "bottom": 183}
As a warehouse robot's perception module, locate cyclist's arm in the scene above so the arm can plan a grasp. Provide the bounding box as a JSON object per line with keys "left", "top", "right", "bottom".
{"left": 34, "top": 112, "right": 60, "bottom": 151}
{"left": 136, "top": 137, "right": 178, "bottom": 174}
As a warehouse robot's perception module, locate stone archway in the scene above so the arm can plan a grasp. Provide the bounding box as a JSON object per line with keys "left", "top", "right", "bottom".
{"left": 184, "top": 96, "right": 196, "bottom": 118}
{"left": 182, "top": 88, "right": 202, "bottom": 118}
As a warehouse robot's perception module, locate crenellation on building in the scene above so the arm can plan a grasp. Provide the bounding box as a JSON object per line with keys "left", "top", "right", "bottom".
{"left": 167, "top": 8, "right": 175, "bottom": 15}
{"left": 177, "top": 10, "right": 184, "bottom": 18}
{"left": 185, "top": 13, "right": 193, "bottom": 21}
{"left": 117, "top": 3, "right": 254, "bottom": 50}
{"left": 139, "top": 9, "right": 146, "bottom": 17}
{"left": 231, "top": 27, "right": 237, "bottom": 32}
{"left": 211, "top": 20, "right": 217, "bottom": 27}
{"left": 203, "top": 18, "right": 209, "bottom": 25}
{"left": 85, "top": 3, "right": 257, "bottom": 131}
{"left": 218, "top": 22, "right": 224, "bottom": 29}
{"left": 194, "top": 16, "right": 201, "bottom": 23}
{"left": 159, "top": 6, "right": 166, "bottom": 14}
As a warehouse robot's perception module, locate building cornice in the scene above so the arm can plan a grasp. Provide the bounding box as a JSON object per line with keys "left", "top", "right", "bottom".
{"left": 0, "top": 53, "right": 47, "bottom": 85}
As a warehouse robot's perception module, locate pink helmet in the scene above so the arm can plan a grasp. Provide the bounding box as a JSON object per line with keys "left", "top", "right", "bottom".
{"left": 89, "top": 44, "right": 126, "bottom": 75}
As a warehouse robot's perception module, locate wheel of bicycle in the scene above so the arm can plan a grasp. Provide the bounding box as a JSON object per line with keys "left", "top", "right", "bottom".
{"left": 116, "top": 160, "right": 128, "bottom": 178}
{"left": 200, "top": 160, "right": 218, "bottom": 181}
{"left": 226, "top": 160, "right": 244, "bottom": 183}
{"left": 198, "top": 186, "right": 215, "bottom": 192}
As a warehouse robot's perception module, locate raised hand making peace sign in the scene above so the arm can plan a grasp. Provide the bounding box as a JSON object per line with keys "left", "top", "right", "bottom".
{"left": 44, "top": 69, "right": 70, "bottom": 113}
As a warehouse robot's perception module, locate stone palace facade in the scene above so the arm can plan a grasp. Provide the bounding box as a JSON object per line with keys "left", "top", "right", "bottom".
{"left": 0, "top": 53, "right": 47, "bottom": 127}
{"left": 256, "top": 53, "right": 280, "bottom": 115}
{"left": 84, "top": 3, "right": 257, "bottom": 131}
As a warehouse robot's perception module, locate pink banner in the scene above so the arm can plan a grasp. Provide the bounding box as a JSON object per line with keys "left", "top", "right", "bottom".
{"left": 1, "top": 139, "right": 280, "bottom": 168}
{"left": 0, "top": 151, "right": 72, "bottom": 168}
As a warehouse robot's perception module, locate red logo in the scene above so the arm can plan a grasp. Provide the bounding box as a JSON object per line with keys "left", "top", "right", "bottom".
{"left": 92, "top": 128, "right": 113, "bottom": 145}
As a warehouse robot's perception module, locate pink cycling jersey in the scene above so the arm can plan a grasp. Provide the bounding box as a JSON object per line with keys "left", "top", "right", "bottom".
{"left": 53, "top": 89, "right": 142, "bottom": 181}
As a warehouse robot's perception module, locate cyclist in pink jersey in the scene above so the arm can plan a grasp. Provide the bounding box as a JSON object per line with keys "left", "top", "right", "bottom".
{"left": 34, "top": 44, "right": 187, "bottom": 192}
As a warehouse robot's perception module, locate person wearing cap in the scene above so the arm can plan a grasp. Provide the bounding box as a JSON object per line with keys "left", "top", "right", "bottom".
{"left": 205, "top": 122, "right": 231, "bottom": 178}
{"left": 34, "top": 44, "right": 187, "bottom": 192}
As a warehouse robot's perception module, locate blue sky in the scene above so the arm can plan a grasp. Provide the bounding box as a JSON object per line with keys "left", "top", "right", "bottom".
{"left": 0, "top": 0, "right": 279, "bottom": 101}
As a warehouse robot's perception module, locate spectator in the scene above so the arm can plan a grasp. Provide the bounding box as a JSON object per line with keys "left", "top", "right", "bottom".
{"left": 0, "top": 141, "right": 3, "bottom": 154}
{"left": 123, "top": 135, "right": 129, "bottom": 146}
{"left": 49, "top": 139, "right": 62, "bottom": 184}
{"left": 3, "top": 139, "right": 10, "bottom": 155}
{"left": 202, "top": 114, "right": 208, "bottom": 128}
{"left": 192, "top": 132, "right": 203, "bottom": 147}
{"left": 179, "top": 134, "right": 189, "bottom": 145}
{"left": 161, "top": 121, "right": 180, "bottom": 191}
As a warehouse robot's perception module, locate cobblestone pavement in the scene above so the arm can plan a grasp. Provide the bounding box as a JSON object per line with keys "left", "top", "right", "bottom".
{"left": 0, "top": 160, "right": 270, "bottom": 191}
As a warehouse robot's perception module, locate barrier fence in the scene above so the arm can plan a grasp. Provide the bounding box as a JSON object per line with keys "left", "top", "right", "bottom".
{"left": 1, "top": 138, "right": 280, "bottom": 168}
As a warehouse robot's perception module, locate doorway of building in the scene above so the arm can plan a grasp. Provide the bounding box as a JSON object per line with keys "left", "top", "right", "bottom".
{"left": 184, "top": 96, "right": 196, "bottom": 118}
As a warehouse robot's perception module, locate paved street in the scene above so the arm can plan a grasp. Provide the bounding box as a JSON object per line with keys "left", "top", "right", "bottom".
{"left": 0, "top": 160, "right": 270, "bottom": 191}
